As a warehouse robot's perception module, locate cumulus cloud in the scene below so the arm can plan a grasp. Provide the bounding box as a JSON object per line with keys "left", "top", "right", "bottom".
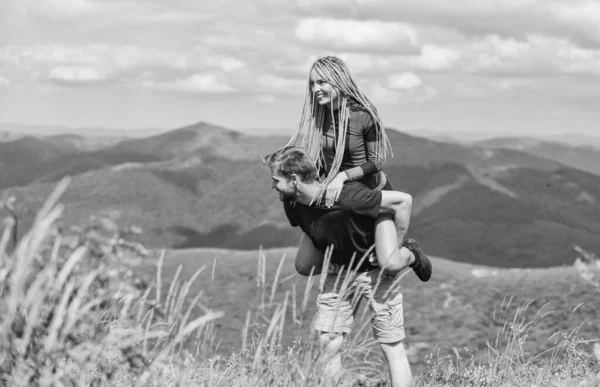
{"left": 407, "top": 45, "right": 461, "bottom": 71}
{"left": 295, "top": 18, "right": 420, "bottom": 54}
{"left": 293, "top": 0, "right": 600, "bottom": 48}
{"left": 370, "top": 81, "right": 438, "bottom": 104}
{"left": 143, "top": 73, "right": 235, "bottom": 93}
{"left": 1, "top": 44, "right": 253, "bottom": 89}
{"left": 0, "top": 76, "right": 10, "bottom": 87}
{"left": 256, "top": 74, "right": 306, "bottom": 95}
{"left": 2, "top": 44, "right": 187, "bottom": 70}
{"left": 14, "top": 0, "right": 214, "bottom": 25}
{"left": 387, "top": 72, "right": 423, "bottom": 90}
{"left": 462, "top": 35, "right": 600, "bottom": 76}
{"left": 47, "top": 66, "right": 109, "bottom": 83}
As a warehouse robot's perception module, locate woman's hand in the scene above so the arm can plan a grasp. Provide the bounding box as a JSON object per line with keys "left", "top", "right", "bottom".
{"left": 325, "top": 173, "right": 348, "bottom": 207}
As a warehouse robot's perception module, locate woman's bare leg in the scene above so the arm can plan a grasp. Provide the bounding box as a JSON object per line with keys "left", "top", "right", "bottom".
{"left": 374, "top": 214, "right": 414, "bottom": 273}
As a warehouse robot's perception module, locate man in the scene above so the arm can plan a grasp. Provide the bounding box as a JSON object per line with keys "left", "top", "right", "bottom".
{"left": 262, "top": 145, "right": 432, "bottom": 387}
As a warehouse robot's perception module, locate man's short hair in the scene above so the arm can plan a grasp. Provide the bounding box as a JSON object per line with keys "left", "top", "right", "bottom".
{"left": 261, "top": 146, "right": 318, "bottom": 183}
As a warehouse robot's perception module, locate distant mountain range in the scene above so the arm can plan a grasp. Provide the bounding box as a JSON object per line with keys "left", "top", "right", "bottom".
{"left": 474, "top": 137, "right": 600, "bottom": 176}
{"left": 417, "top": 129, "right": 600, "bottom": 149}
{"left": 1, "top": 121, "right": 600, "bottom": 268}
{"left": 0, "top": 122, "right": 166, "bottom": 139}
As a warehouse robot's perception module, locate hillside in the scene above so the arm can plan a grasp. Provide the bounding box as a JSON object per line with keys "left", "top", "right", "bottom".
{"left": 476, "top": 136, "right": 600, "bottom": 176}
{"left": 3, "top": 122, "right": 600, "bottom": 268}
{"left": 0, "top": 135, "right": 164, "bottom": 189}
{"left": 42, "top": 133, "right": 126, "bottom": 151}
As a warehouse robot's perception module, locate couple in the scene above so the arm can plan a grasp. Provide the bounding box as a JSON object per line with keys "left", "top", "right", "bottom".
{"left": 262, "top": 56, "right": 432, "bottom": 387}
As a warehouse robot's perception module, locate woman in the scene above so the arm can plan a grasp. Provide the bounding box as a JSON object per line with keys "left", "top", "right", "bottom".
{"left": 286, "top": 55, "right": 430, "bottom": 281}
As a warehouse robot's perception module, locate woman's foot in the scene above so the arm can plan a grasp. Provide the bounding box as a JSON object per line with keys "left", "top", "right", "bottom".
{"left": 403, "top": 239, "right": 432, "bottom": 282}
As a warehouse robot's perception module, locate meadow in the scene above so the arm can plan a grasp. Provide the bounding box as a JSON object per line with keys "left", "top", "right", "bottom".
{"left": 0, "top": 179, "right": 599, "bottom": 386}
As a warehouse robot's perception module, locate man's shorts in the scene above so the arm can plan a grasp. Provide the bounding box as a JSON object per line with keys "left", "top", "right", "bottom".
{"left": 312, "top": 267, "right": 405, "bottom": 344}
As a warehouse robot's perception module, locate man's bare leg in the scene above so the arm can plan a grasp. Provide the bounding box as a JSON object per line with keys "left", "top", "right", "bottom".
{"left": 380, "top": 340, "right": 412, "bottom": 387}
{"left": 318, "top": 331, "right": 345, "bottom": 386}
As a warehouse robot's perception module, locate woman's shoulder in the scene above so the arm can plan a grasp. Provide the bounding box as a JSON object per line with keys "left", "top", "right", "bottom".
{"left": 349, "top": 107, "right": 375, "bottom": 129}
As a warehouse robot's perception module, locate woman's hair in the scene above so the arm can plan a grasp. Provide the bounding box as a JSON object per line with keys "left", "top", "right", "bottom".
{"left": 286, "top": 55, "right": 392, "bottom": 202}
{"left": 261, "top": 145, "right": 318, "bottom": 183}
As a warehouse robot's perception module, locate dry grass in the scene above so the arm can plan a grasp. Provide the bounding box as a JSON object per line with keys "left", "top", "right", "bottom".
{"left": 0, "top": 178, "right": 599, "bottom": 386}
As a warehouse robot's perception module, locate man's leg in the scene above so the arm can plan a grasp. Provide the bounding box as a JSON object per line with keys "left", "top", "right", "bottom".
{"left": 380, "top": 340, "right": 412, "bottom": 387}
{"left": 312, "top": 270, "right": 357, "bottom": 385}
{"left": 317, "top": 331, "right": 345, "bottom": 386}
{"left": 363, "top": 270, "right": 412, "bottom": 387}
{"left": 295, "top": 232, "right": 324, "bottom": 276}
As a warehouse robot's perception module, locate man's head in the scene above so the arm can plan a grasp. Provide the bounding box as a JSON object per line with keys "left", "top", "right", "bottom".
{"left": 262, "top": 146, "right": 318, "bottom": 201}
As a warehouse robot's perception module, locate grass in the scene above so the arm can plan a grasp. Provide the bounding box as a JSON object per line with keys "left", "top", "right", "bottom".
{"left": 0, "top": 178, "right": 599, "bottom": 386}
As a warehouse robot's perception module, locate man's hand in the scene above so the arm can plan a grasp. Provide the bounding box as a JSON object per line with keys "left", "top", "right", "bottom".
{"left": 325, "top": 173, "right": 347, "bottom": 207}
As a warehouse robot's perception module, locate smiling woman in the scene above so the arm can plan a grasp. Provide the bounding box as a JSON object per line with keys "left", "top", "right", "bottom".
{"left": 283, "top": 55, "right": 431, "bottom": 285}
{"left": 287, "top": 55, "right": 393, "bottom": 204}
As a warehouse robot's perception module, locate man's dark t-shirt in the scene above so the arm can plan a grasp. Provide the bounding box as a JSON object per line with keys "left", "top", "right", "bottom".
{"left": 284, "top": 182, "right": 382, "bottom": 272}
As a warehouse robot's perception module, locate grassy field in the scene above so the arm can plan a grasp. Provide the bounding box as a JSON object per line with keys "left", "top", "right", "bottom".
{"left": 136, "top": 247, "right": 600, "bottom": 375}
{"left": 1, "top": 180, "right": 599, "bottom": 386}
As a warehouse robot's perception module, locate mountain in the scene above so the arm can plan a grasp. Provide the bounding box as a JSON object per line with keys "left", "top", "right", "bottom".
{"left": 0, "top": 131, "right": 26, "bottom": 142}
{"left": 0, "top": 122, "right": 166, "bottom": 138}
{"left": 0, "top": 136, "right": 72, "bottom": 188}
{"left": 106, "top": 121, "right": 287, "bottom": 161}
{"left": 2, "top": 122, "right": 600, "bottom": 268}
{"left": 42, "top": 134, "right": 126, "bottom": 151}
{"left": 475, "top": 137, "right": 600, "bottom": 176}
{"left": 416, "top": 130, "right": 600, "bottom": 149}
{"left": 0, "top": 135, "right": 164, "bottom": 189}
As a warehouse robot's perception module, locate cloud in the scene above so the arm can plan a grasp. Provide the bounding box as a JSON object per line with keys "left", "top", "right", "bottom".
{"left": 37, "top": 0, "right": 96, "bottom": 19}
{"left": 462, "top": 35, "right": 600, "bottom": 76}
{"left": 2, "top": 44, "right": 187, "bottom": 69}
{"left": 16, "top": 0, "right": 215, "bottom": 24}
{"left": 295, "top": 18, "right": 420, "bottom": 53}
{"left": 256, "top": 74, "right": 306, "bottom": 95}
{"left": 387, "top": 72, "right": 422, "bottom": 90}
{"left": 143, "top": 73, "right": 235, "bottom": 94}
{"left": 293, "top": 0, "right": 600, "bottom": 48}
{"left": 47, "top": 66, "right": 109, "bottom": 83}
{"left": 258, "top": 95, "right": 277, "bottom": 104}
{"left": 1, "top": 44, "right": 253, "bottom": 90}
{"left": 370, "top": 81, "right": 438, "bottom": 104}
{"left": 0, "top": 76, "right": 9, "bottom": 87}
{"left": 367, "top": 72, "right": 438, "bottom": 104}
{"left": 330, "top": 35, "right": 600, "bottom": 77}
{"left": 407, "top": 45, "right": 461, "bottom": 71}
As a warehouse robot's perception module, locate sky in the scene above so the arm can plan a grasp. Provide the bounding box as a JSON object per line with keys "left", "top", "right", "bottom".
{"left": 0, "top": 0, "right": 599, "bottom": 138}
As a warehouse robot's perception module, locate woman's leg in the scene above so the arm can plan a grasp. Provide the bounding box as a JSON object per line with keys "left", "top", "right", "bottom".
{"left": 374, "top": 214, "right": 414, "bottom": 273}
{"left": 295, "top": 232, "right": 324, "bottom": 276}
{"left": 373, "top": 178, "right": 414, "bottom": 273}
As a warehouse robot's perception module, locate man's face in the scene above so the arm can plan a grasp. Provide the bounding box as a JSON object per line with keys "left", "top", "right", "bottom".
{"left": 270, "top": 169, "right": 296, "bottom": 202}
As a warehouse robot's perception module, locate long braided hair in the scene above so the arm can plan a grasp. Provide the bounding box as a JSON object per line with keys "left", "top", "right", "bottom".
{"left": 286, "top": 55, "right": 393, "bottom": 204}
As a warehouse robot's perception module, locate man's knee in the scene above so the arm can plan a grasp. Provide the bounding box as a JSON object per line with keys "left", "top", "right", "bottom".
{"left": 380, "top": 339, "right": 408, "bottom": 360}
{"left": 318, "top": 331, "right": 345, "bottom": 355}
{"left": 295, "top": 261, "right": 318, "bottom": 276}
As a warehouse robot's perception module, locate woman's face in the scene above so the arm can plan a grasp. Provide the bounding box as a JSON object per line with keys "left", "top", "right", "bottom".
{"left": 309, "top": 68, "right": 340, "bottom": 108}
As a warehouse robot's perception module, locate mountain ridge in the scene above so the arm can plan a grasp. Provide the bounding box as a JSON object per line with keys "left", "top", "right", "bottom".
{"left": 2, "top": 121, "right": 600, "bottom": 268}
